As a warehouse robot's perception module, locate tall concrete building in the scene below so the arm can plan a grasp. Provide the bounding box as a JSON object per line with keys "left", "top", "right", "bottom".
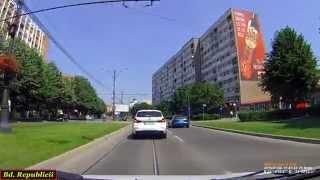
{"left": 152, "top": 38, "right": 200, "bottom": 104}
{"left": 0, "top": 0, "right": 48, "bottom": 58}
{"left": 152, "top": 8, "right": 270, "bottom": 109}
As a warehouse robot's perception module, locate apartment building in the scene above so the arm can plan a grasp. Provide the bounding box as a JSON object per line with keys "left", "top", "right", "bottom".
{"left": 0, "top": 0, "right": 48, "bottom": 58}
{"left": 152, "top": 8, "right": 270, "bottom": 109}
{"left": 152, "top": 38, "right": 199, "bottom": 104}
{"left": 200, "top": 9, "right": 238, "bottom": 102}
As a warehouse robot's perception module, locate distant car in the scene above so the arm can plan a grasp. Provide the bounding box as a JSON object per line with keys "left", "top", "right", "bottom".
{"left": 170, "top": 115, "right": 190, "bottom": 128}
{"left": 132, "top": 110, "right": 167, "bottom": 138}
{"left": 85, "top": 115, "right": 94, "bottom": 120}
{"left": 56, "top": 114, "right": 67, "bottom": 122}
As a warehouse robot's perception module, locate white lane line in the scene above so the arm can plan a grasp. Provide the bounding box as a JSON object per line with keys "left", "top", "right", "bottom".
{"left": 152, "top": 140, "right": 159, "bottom": 175}
{"left": 174, "top": 135, "right": 185, "bottom": 143}
{"left": 168, "top": 130, "right": 184, "bottom": 143}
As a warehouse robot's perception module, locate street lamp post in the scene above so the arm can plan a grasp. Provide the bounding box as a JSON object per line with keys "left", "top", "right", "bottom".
{"left": 187, "top": 94, "right": 191, "bottom": 121}
{"left": 0, "top": 0, "right": 23, "bottom": 133}
{"left": 202, "top": 104, "right": 206, "bottom": 121}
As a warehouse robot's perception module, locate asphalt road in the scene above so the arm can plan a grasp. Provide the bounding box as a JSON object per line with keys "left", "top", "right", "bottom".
{"left": 84, "top": 126, "right": 320, "bottom": 175}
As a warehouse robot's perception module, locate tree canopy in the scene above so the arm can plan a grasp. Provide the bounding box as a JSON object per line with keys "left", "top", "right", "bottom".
{"left": 0, "top": 32, "right": 105, "bottom": 120}
{"left": 261, "top": 26, "right": 319, "bottom": 105}
{"left": 130, "top": 102, "right": 153, "bottom": 116}
{"left": 156, "top": 81, "right": 224, "bottom": 116}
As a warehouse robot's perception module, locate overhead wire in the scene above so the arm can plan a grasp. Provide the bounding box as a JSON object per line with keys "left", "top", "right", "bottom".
{"left": 18, "top": 0, "right": 158, "bottom": 88}
{"left": 24, "top": 3, "right": 108, "bottom": 88}
{"left": 0, "top": 0, "right": 159, "bottom": 22}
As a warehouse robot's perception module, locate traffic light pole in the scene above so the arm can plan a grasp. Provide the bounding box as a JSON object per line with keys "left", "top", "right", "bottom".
{"left": 112, "top": 70, "right": 116, "bottom": 121}
{"left": 0, "top": 85, "right": 10, "bottom": 133}
{"left": 0, "top": 0, "right": 23, "bottom": 133}
{"left": 187, "top": 94, "right": 191, "bottom": 121}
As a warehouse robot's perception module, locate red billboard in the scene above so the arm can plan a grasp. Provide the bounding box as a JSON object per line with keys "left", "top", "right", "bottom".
{"left": 232, "top": 9, "right": 270, "bottom": 104}
{"left": 232, "top": 9, "right": 265, "bottom": 80}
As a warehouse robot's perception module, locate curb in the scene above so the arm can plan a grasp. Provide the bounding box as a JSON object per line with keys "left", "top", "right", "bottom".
{"left": 27, "top": 124, "right": 131, "bottom": 174}
{"left": 192, "top": 124, "right": 320, "bottom": 144}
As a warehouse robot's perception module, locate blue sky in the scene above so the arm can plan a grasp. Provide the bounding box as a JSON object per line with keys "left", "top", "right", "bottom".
{"left": 25, "top": 0, "right": 320, "bottom": 104}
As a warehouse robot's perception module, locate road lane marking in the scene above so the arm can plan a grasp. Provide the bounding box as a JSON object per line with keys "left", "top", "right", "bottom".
{"left": 152, "top": 140, "right": 159, "bottom": 175}
{"left": 167, "top": 130, "right": 184, "bottom": 143}
{"left": 174, "top": 135, "right": 185, "bottom": 143}
{"left": 81, "top": 137, "right": 127, "bottom": 175}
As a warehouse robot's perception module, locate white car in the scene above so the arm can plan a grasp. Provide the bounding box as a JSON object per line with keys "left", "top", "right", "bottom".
{"left": 132, "top": 110, "right": 167, "bottom": 138}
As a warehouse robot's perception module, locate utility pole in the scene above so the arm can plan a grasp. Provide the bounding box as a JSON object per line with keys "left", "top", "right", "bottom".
{"left": 102, "top": 68, "right": 127, "bottom": 121}
{"left": 0, "top": 0, "right": 23, "bottom": 133}
{"left": 120, "top": 91, "right": 124, "bottom": 104}
{"left": 187, "top": 94, "right": 191, "bottom": 121}
{"left": 112, "top": 70, "right": 116, "bottom": 121}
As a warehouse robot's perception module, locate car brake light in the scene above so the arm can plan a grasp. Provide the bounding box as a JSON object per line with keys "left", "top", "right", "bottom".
{"left": 158, "top": 118, "right": 166, "bottom": 122}
{"left": 134, "top": 118, "right": 142, "bottom": 123}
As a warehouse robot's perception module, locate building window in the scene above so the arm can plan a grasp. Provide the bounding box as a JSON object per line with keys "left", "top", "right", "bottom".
{"left": 190, "top": 43, "right": 194, "bottom": 49}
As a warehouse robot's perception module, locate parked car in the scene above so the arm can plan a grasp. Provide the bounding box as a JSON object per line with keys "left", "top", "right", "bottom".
{"left": 132, "top": 110, "right": 167, "bottom": 138}
{"left": 56, "top": 114, "right": 67, "bottom": 122}
{"left": 170, "top": 115, "right": 190, "bottom": 128}
{"left": 85, "top": 115, "right": 94, "bottom": 120}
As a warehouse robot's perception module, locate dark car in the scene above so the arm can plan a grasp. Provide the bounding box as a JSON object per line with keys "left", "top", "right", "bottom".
{"left": 56, "top": 114, "right": 68, "bottom": 122}
{"left": 170, "top": 116, "right": 190, "bottom": 128}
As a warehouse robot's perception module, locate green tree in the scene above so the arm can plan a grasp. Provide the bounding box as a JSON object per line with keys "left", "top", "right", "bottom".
{"left": 171, "top": 85, "right": 191, "bottom": 114}
{"left": 154, "top": 100, "right": 171, "bottom": 117}
{"left": 11, "top": 40, "right": 45, "bottom": 116}
{"left": 92, "top": 97, "right": 106, "bottom": 115}
{"left": 189, "top": 82, "right": 224, "bottom": 114}
{"left": 73, "top": 76, "right": 104, "bottom": 116}
{"left": 39, "top": 62, "right": 64, "bottom": 119}
{"left": 0, "top": 29, "right": 106, "bottom": 120}
{"left": 261, "top": 27, "right": 319, "bottom": 106}
{"left": 130, "top": 102, "right": 153, "bottom": 116}
{"left": 61, "top": 76, "right": 76, "bottom": 116}
{"left": 169, "top": 81, "right": 224, "bottom": 115}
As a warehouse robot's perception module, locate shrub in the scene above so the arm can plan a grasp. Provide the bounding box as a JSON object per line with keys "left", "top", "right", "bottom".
{"left": 192, "top": 113, "right": 220, "bottom": 121}
{"left": 238, "top": 107, "right": 319, "bottom": 122}
{"left": 307, "top": 104, "right": 320, "bottom": 116}
{"left": 238, "top": 111, "right": 271, "bottom": 122}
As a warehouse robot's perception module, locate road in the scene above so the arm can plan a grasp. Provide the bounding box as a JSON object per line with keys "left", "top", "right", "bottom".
{"left": 84, "top": 126, "right": 320, "bottom": 175}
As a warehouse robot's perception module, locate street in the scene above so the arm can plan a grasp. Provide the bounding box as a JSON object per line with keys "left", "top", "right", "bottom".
{"left": 83, "top": 126, "right": 320, "bottom": 175}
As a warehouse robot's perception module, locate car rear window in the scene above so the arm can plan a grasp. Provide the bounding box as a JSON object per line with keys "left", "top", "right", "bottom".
{"left": 136, "top": 111, "right": 162, "bottom": 117}
{"left": 174, "top": 116, "right": 187, "bottom": 120}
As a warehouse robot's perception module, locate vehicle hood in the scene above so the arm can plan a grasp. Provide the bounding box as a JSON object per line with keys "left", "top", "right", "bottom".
{"left": 82, "top": 172, "right": 254, "bottom": 180}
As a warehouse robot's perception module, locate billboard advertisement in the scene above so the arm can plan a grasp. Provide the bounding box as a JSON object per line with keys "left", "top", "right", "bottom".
{"left": 232, "top": 9, "right": 265, "bottom": 80}
{"left": 115, "top": 104, "right": 129, "bottom": 112}
{"left": 232, "top": 9, "right": 270, "bottom": 104}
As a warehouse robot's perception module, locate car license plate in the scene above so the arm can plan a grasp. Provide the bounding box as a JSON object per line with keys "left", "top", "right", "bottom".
{"left": 144, "top": 122, "right": 154, "bottom": 125}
